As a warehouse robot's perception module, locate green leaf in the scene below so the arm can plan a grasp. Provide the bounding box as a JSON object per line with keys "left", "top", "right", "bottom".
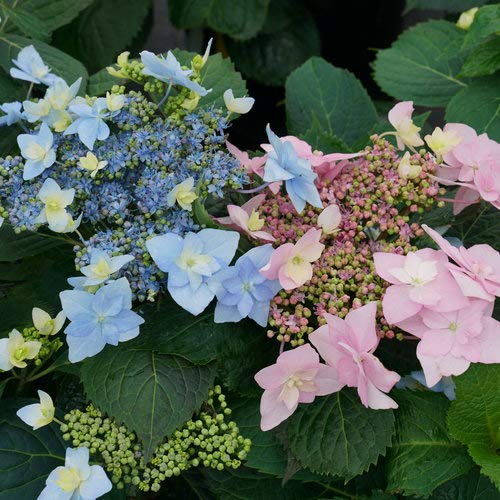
{"left": 448, "top": 364, "right": 500, "bottom": 488}
{"left": 0, "top": 34, "right": 88, "bottom": 88}
{"left": 87, "top": 67, "right": 124, "bottom": 96}
{"left": 288, "top": 389, "right": 395, "bottom": 479}
{"left": 0, "top": 399, "right": 66, "bottom": 499}
{"left": 215, "top": 319, "right": 277, "bottom": 398}
{"left": 0, "top": 225, "right": 66, "bottom": 262}
{"left": 81, "top": 348, "right": 216, "bottom": 460}
{"left": 203, "top": 467, "right": 325, "bottom": 500}
{"left": 56, "top": 0, "right": 152, "bottom": 74}
{"left": 169, "top": 0, "right": 269, "bottom": 39}
{"left": 0, "top": 68, "right": 25, "bottom": 103}
{"left": 430, "top": 467, "right": 500, "bottom": 499}
{"left": 230, "top": 396, "right": 326, "bottom": 481}
{"left": 463, "top": 4, "right": 500, "bottom": 49}
{"left": 460, "top": 38, "right": 500, "bottom": 77}
{"left": 230, "top": 397, "right": 288, "bottom": 476}
{"left": 3, "top": 0, "right": 95, "bottom": 32}
{"left": 286, "top": 57, "right": 378, "bottom": 147}
{"left": 174, "top": 50, "right": 247, "bottom": 111}
{"left": 226, "top": 0, "right": 320, "bottom": 87}
{"left": 387, "top": 390, "right": 472, "bottom": 497}
{"left": 0, "top": 253, "right": 75, "bottom": 335}
{"left": 300, "top": 116, "right": 350, "bottom": 153}
{"left": 207, "top": 0, "right": 269, "bottom": 40}
{"left": 373, "top": 20, "right": 468, "bottom": 107}
{"left": 0, "top": 4, "right": 50, "bottom": 41}
{"left": 168, "top": 0, "right": 210, "bottom": 28}
{"left": 405, "top": 0, "right": 488, "bottom": 13}
{"left": 445, "top": 202, "right": 500, "bottom": 249}
{"left": 128, "top": 301, "right": 220, "bottom": 364}
{"left": 445, "top": 74, "right": 500, "bottom": 141}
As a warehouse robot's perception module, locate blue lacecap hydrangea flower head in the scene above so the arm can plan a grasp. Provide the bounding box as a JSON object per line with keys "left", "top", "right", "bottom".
{"left": 60, "top": 277, "right": 144, "bottom": 363}
{"left": 263, "top": 124, "right": 322, "bottom": 213}
{"left": 146, "top": 228, "right": 239, "bottom": 315}
{"left": 209, "top": 244, "right": 282, "bottom": 327}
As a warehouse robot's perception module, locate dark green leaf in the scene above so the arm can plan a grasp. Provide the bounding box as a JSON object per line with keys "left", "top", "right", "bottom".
{"left": 168, "top": 0, "right": 210, "bottom": 28}
{"left": 460, "top": 38, "right": 500, "bottom": 77}
{"left": 230, "top": 396, "right": 326, "bottom": 481}
{"left": 373, "top": 20, "right": 468, "bottom": 107}
{"left": 445, "top": 74, "right": 500, "bottom": 141}
{"left": 203, "top": 467, "right": 325, "bottom": 500}
{"left": 81, "top": 348, "right": 216, "bottom": 460}
{"left": 3, "top": 0, "right": 94, "bottom": 32}
{"left": 300, "top": 116, "right": 350, "bottom": 153}
{"left": 0, "top": 225, "right": 65, "bottom": 262}
{"left": 446, "top": 203, "right": 500, "bottom": 249}
{"left": 87, "top": 67, "right": 123, "bottom": 96}
{"left": 226, "top": 0, "right": 320, "bottom": 87}
{"left": 0, "top": 399, "right": 66, "bottom": 499}
{"left": 56, "top": 0, "right": 152, "bottom": 74}
{"left": 387, "top": 390, "right": 472, "bottom": 496}
{"left": 288, "top": 389, "right": 395, "bottom": 479}
{"left": 0, "top": 69, "right": 25, "bottom": 102}
{"left": 215, "top": 319, "right": 277, "bottom": 397}
{"left": 1, "top": 4, "right": 50, "bottom": 41}
{"left": 463, "top": 4, "right": 500, "bottom": 48}
{"left": 448, "top": 364, "right": 500, "bottom": 488}
{"left": 207, "top": 0, "right": 269, "bottom": 40}
{"left": 0, "top": 34, "right": 88, "bottom": 88}
{"left": 405, "top": 0, "right": 488, "bottom": 13}
{"left": 430, "top": 467, "right": 500, "bottom": 499}
{"left": 286, "top": 57, "right": 378, "bottom": 147}
{"left": 129, "top": 301, "right": 220, "bottom": 364}
{"left": 0, "top": 253, "right": 75, "bottom": 335}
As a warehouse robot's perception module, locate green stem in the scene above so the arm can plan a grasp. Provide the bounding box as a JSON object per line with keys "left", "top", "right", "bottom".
{"left": 317, "top": 483, "right": 356, "bottom": 499}
{"left": 26, "top": 360, "right": 66, "bottom": 383}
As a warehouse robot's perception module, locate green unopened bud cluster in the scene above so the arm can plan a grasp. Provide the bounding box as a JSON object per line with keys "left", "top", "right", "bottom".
{"left": 59, "top": 386, "right": 251, "bottom": 493}
{"left": 21, "top": 326, "right": 63, "bottom": 366}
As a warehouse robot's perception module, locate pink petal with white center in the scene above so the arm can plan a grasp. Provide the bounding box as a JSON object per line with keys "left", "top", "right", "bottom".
{"left": 259, "top": 243, "right": 293, "bottom": 281}
{"left": 314, "top": 364, "right": 344, "bottom": 395}
{"left": 362, "top": 354, "right": 401, "bottom": 393}
{"left": 293, "top": 228, "right": 324, "bottom": 262}
{"left": 382, "top": 284, "right": 423, "bottom": 324}
{"left": 453, "top": 186, "right": 481, "bottom": 215}
{"left": 276, "top": 344, "right": 319, "bottom": 373}
{"left": 417, "top": 346, "right": 470, "bottom": 386}
{"left": 260, "top": 386, "right": 296, "bottom": 431}
{"left": 254, "top": 363, "right": 288, "bottom": 390}
{"left": 477, "top": 317, "right": 500, "bottom": 364}
{"left": 388, "top": 101, "right": 414, "bottom": 129}
{"left": 408, "top": 284, "right": 442, "bottom": 305}
{"left": 450, "top": 269, "right": 494, "bottom": 301}
{"left": 344, "top": 302, "right": 378, "bottom": 352}
{"left": 418, "top": 330, "right": 456, "bottom": 357}
{"left": 373, "top": 252, "right": 407, "bottom": 284}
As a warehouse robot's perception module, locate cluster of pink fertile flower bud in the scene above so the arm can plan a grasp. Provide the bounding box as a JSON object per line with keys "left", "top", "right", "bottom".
{"left": 257, "top": 136, "right": 444, "bottom": 344}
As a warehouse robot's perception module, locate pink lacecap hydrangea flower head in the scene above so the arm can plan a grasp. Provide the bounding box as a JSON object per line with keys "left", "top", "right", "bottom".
{"left": 309, "top": 301, "right": 400, "bottom": 409}
{"left": 260, "top": 227, "right": 325, "bottom": 290}
{"left": 254, "top": 343, "right": 342, "bottom": 431}
{"left": 373, "top": 248, "right": 469, "bottom": 324}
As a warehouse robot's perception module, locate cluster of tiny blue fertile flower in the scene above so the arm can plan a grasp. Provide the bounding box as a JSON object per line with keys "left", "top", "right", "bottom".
{"left": 0, "top": 45, "right": 248, "bottom": 302}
